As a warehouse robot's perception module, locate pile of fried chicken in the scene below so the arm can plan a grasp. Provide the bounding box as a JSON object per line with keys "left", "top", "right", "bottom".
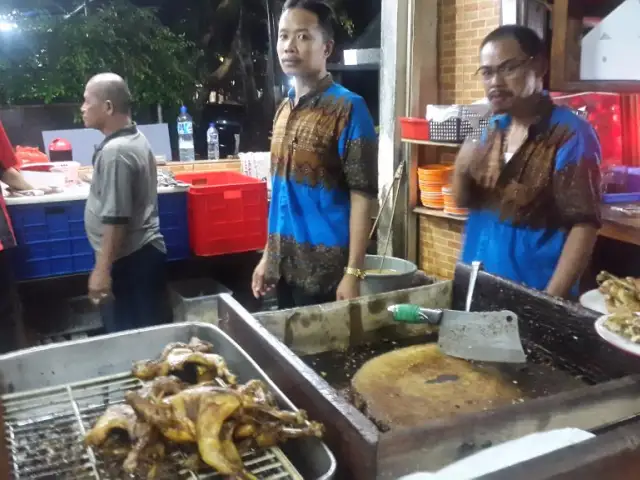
{"left": 597, "top": 271, "right": 640, "bottom": 313}
{"left": 85, "top": 337, "right": 323, "bottom": 479}
{"left": 603, "top": 310, "right": 640, "bottom": 343}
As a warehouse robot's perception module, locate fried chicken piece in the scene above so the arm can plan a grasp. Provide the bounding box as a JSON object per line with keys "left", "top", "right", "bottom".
{"left": 85, "top": 405, "right": 138, "bottom": 447}
{"left": 253, "top": 406, "right": 309, "bottom": 425}
{"left": 234, "top": 421, "right": 324, "bottom": 454}
{"left": 125, "top": 389, "right": 197, "bottom": 444}
{"left": 160, "top": 337, "right": 213, "bottom": 359}
{"left": 126, "top": 382, "right": 321, "bottom": 477}
{"left": 126, "top": 385, "right": 249, "bottom": 475}
{"left": 197, "top": 398, "right": 244, "bottom": 475}
{"left": 178, "top": 449, "right": 208, "bottom": 472}
{"left": 132, "top": 348, "right": 237, "bottom": 385}
{"left": 252, "top": 421, "right": 324, "bottom": 449}
{"left": 234, "top": 380, "right": 309, "bottom": 425}
{"left": 138, "top": 376, "right": 187, "bottom": 400}
{"left": 597, "top": 272, "right": 640, "bottom": 313}
{"left": 85, "top": 404, "right": 164, "bottom": 474}
{"left": 236, "top": 379, "right": 276, "bottom": 407}
{"left": 132, "top": 336, "right": 215, "bottom": 382}
{"left": 234, "top": 423, "right": 258, "bottom": 440}
{"left": 178, "top": 426, "right": 258, "bottom": 480}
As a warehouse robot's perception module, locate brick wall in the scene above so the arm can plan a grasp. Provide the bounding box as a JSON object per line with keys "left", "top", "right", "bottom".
{"left": 417, "top": 0, "right": 500, "bottom": 279}
{"left": 419, "top": 216, "right": 464, "bottom": 279}
{"left": 438, "top": 0, "right": 501, "bottom": 105}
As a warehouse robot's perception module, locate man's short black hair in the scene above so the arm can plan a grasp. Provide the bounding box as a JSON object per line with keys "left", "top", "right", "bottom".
{"left": 282, "top": 0, "right": 335, "bottom": 41}
{"left": 480, "top": 25, "right": 545, "bottom": 58}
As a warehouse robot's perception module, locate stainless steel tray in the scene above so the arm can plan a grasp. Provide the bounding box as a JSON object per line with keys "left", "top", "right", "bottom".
{"left": 0, "top": 323, "right": 337, "bottom": 480}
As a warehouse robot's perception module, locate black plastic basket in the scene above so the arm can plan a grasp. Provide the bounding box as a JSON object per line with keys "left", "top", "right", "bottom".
{"left": 428, "top": 117, "right": 462, "bottom": 143}
{"left": 427, "top": 105, "right": 491, "bottom": 143}
{"left": 460, "top": 107, "right": 490, "bottom": 141}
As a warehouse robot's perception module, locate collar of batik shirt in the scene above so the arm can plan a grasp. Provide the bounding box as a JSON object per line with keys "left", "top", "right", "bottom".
{"left": 490, "top": 92, "right": 556, "bottom": 141}
{"left": 287, "top": 74, "right": 334, "bottom": 106}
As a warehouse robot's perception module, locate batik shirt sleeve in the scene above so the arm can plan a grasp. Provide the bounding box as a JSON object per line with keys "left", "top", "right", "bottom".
{"left": 553, "top": 121, "right": 602, "bottom": 228}
{"left": 338, "top": 96, "right": 378, "bottom": 197}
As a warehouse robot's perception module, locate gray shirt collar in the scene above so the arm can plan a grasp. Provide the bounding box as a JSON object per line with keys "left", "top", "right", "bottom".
{"left": 92, "top": 123, "right": 138, "bottom": 165}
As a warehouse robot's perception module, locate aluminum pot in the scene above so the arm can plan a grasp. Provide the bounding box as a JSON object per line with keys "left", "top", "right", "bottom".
{"left": 361, "top": 254, "right": 418, "bottom": 296}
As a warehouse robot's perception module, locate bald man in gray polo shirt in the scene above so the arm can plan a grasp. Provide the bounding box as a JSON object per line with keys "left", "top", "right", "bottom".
{"left": 82, "top": 73, "right": 169, "bottom": 332}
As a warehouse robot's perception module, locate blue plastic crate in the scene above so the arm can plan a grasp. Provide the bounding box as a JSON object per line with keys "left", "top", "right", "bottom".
{"left": 8, "top": 201, "right": 94, "bottom": 280}
{"left": 602, "top": 193, "right": 640, "bottom": 204}
{"left": 158, "top": 191, "right": 190, "bottom": 261}
{"left": 602, "top": 167, "right": 640, "bottom": 204}
{"left": 8, "top": 192, "right": 189, "bottom": 280}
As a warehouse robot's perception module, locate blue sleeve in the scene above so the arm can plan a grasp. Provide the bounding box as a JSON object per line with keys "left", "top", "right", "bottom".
{"left": 553, "top": 121, "right": 602, "bottom": 227}
{"left": 337, "top": 96, "right": 378, "bottom": 196}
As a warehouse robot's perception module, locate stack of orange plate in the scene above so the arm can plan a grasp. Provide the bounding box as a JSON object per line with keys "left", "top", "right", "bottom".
{"left": 442, "top": 185, "right": 469, "bottom": 216}
{"left": 418, "top": 165, "right": 452, "bottom": 209}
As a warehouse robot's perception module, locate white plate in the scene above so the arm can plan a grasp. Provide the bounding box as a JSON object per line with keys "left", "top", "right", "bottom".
{"left": 595, "top": 314, "right": 640, "bottom": 357}
{"left": 580, "top": 289, "right": 607, "bottom": 314}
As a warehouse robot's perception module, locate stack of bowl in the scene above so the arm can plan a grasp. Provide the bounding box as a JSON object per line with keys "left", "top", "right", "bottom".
{"left": 418, "top": 165, "right": 453, "bottom": 209}
{"left": 442, "top": 185, "right": 469, "bottom": 216}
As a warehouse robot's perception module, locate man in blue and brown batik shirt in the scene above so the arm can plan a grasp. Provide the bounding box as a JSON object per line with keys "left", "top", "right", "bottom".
{"left": 251, "top": 0, "right": 377, "bottom": 308}
{"left": 453, "top": 25, "right": 602, "bottom": 299}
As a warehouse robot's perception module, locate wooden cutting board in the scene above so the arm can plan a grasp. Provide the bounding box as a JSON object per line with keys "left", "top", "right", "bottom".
{"left": 351, "top": 344, "right": 523, "bottom": 430}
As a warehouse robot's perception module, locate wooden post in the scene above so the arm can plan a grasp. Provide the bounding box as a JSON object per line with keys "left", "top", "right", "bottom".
{"left": 378, "top": 0, "right": 439, "bottom": 261}
{"left": 405, "top": 0, "right": 439, "bottom": 262}
{"left": 378, "top": 0, "right": 410, "bottom": 258}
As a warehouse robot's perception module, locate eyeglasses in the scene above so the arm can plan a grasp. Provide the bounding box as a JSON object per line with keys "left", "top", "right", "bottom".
{"left": 475, "top": 57, "right": 533, "bottom": 82}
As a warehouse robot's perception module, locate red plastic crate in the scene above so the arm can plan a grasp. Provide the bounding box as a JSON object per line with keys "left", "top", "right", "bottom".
{"left": 175, "top": 171, "right": 268, "bottom": 256}
{"left": 399, "top": 117, "right": 430, "bottom": 141}
{"left": 551, "top": 92, "right": 623, "bottom": 168}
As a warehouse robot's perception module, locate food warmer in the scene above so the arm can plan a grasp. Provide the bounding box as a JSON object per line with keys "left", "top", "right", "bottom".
{"left": 0, "top": 324, "right": 336, "bottom": 480}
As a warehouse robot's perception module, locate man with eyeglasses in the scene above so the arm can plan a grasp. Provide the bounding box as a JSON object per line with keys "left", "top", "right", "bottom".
{"left": 453, "top": 25, "right": 601, "bottom": 299}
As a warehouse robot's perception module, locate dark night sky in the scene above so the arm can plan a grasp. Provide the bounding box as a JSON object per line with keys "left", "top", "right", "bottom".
{"left": 132, "top": 0, "right": 380, "bottom": 49}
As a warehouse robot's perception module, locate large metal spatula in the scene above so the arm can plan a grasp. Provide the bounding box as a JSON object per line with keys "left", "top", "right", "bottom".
{"left": 388, "top": 304, "right": 527, "bottom": 363}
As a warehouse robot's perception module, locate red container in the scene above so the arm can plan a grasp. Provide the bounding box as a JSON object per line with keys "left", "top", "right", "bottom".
{"left": 48, "top": 138, "right": 73, "bottom": 162}
{"left": 400, "top": 117, "right": 430, "bottom": 141}
{"left": 175, "top": 171, "right": 268, "bottom": 257}
{"left": 15, "top": 146, "right": 49, "bottom": 167}
{"left": 551, "top": 92, "right": 622, "bottom": 168}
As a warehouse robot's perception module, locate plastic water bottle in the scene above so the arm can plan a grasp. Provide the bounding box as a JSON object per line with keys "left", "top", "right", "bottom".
{"left": 206, "top": 123, "right": 220, "bottom": 160}
{"left": 177, "top": 106, "right": 195, "bottom": 162}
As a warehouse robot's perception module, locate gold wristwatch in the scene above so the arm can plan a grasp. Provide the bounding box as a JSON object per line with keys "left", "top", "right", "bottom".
{"left": 344, "top": 267, "right": 365, "bottom": 280}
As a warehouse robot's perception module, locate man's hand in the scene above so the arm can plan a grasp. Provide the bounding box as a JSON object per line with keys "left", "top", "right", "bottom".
{"left": 1, "top": 167, "right": 34, "bottom": 191}
{"left": 336, "top": 274, "right": 360, "bottom": 301}
{"left": 251, "top": 256, "right": 274, "bottom": 298}
{"left": 545, "top": 224, "right": 598, "bottom": 298}
{"left": 88, "top": 267, "right": 112, "bottom": 305}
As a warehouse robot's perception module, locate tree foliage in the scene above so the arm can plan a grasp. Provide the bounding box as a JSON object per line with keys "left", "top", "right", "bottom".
{"left": 0, "top": 0, "right": 363, "bottom": 149}
{"left": 0, "top": 0, "right": 199, "bottom": 106}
